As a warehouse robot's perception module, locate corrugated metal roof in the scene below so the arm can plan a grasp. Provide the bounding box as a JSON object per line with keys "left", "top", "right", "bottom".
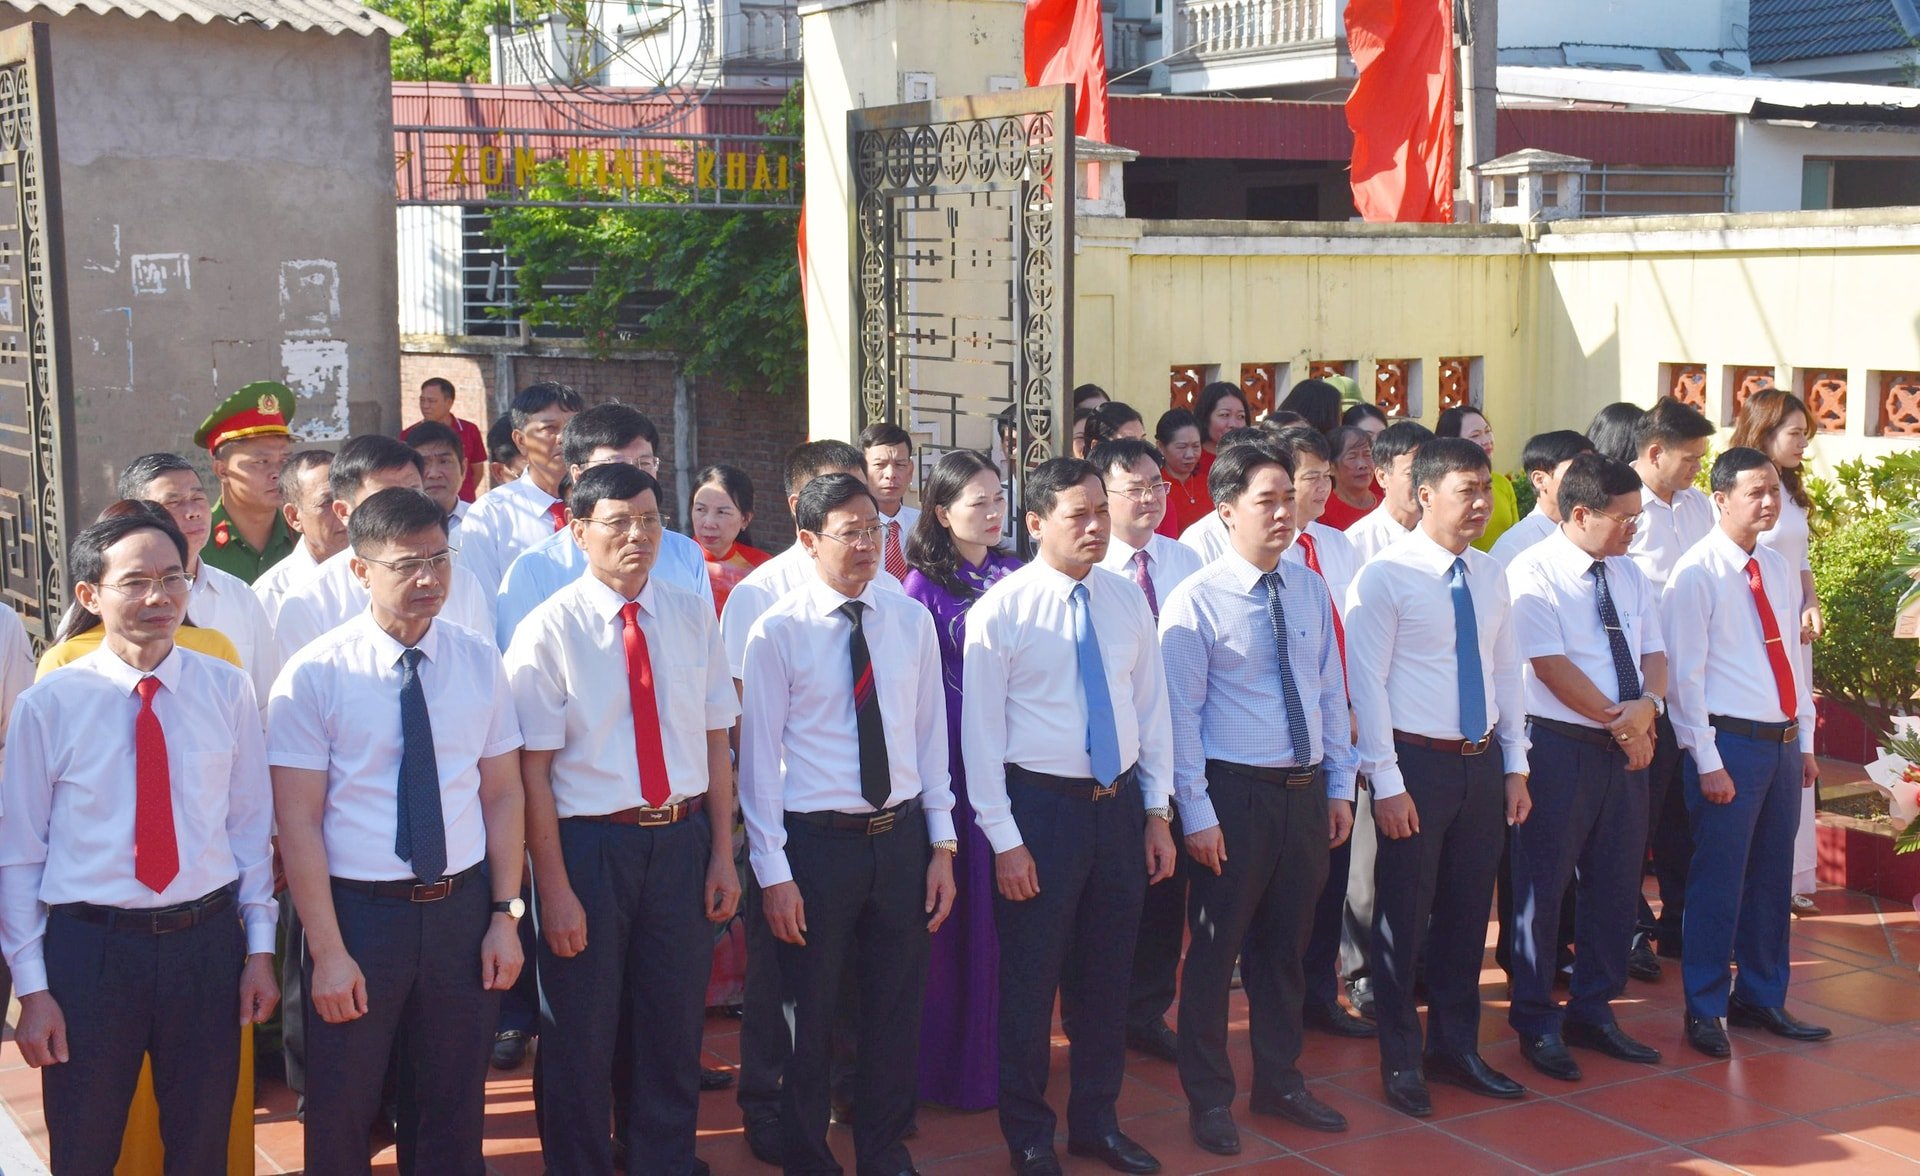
{"left": 1749, "top": 0, "right": 1920, "bottom": 65}
{"left": 392, "top": 81, "right": 787, "bottom": 137}
{"left": 0, "top": 0, "right": 405, "bottom": 37}
{"left": 1499, "top": 65, "right": 1920, "bottom": 116}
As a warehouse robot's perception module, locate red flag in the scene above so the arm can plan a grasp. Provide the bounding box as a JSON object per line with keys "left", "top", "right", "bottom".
{"left": 796, "top": 205, "right": 808, "bottom": 319}
{"left": 1345, "top": 0, "right": 1455, "bottom": 223}
{"left": 1025, "top": 0, "right": 1108, "bottom": 143}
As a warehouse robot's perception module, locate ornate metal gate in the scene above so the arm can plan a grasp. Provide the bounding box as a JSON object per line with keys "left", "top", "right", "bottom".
{"left": 850, "top": 87, "right": 1072, "bottom": 552}
{"left": 0, "top": 23, "right": 72, "bottom": 645}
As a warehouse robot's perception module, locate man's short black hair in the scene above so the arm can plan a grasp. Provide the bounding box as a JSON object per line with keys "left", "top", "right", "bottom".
{"left": 795, "top": 472, "right": 878, "bottom": 533}
{"left": 1520, "top": 429, "right": 1595, "bottom": 475}
{"left": 1269, "top": 425, "right": 1332, "bottom": 464}
{"left": 117, "top": 453, "right": 197, "bottom": 501}
{"left": 279, "top": 450, "right": 334, "bottom": 505}
{"left": 1709, "top": 446, "right": 1774, "bottom": 495}
{"left": 1087, "top": 437, "right": 1164, "bottom": 482}
{"left": 1023, "top": 457, "right": 1103, "bottom": 520}
{"left": 784, "top": 440, "right": 865, "bottom": 497}
{"left": 71, "top": 511, "right": 189, "bottom": 586}
{"left": 569, "top": 462, "right": 660, "bottom": 522}
{"left": 420, "top": 376, "right": 456, "bottom": 399}
{"left": 403, "top": 419, "right": 465, "bottom": 459}
{"left": 1215, "top": 426, "right": 1267, "bottom": 452}
{"left": 329, "top": 435, "right": 425, "bottom": 503}
{"left": 1072, "top": 383, "right": 1108, "bottom": 408}
{"left": 1209, "top": 438, "right": 1295, "bottom": 505}
{"left": 560, "top": 403, "right": 660, "bottom": 469}
{"left": 1633, "top": 397, "right": 1714, "bottom": 456}
{"left": 488, "top": 413, "right": 520, "bottom": 465}
{"left": 348, "top": 487, "right": 448, "bottom": 553}
{"left": 510, "top": 382, "right": 585, "bottom": 430}
{"left": 857, "top": 422, "right": 912, "bottom": 452}
{"left": 1412, "top": 436, "right": 1491, "bottom": 490}
{"left": 1556, "top": 452, "right": 1644, "bottom": 517}
{"left": 1370, "top": 420, "right": 1434, "bottom": 473}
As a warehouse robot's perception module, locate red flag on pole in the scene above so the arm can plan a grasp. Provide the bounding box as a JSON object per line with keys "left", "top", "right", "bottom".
{"left": 1345, "top": 0, "right": 1456, "bottom": 223}
{"left": 1025, "top": 0, "right": 1108, "bottom": 143}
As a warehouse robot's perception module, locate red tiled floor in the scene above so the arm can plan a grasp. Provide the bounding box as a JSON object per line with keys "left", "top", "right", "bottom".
{"left": 1815, "top": 1095, "right": 1920, "bottom": 1163}
{"left": 1568, "top": 1073, "right": 1786, "bottom": 1144}
{"left": 1691, "top": 1118, "right": 1920, "bottom": 1174}
{"left": 1306, "top": 1124, "right": 1533, "bottom": 1175}
{"left": 1438, "top": 1100, "right": 1664, "bottom": 1172}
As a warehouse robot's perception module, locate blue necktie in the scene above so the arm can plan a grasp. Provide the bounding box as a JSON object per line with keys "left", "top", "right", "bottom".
{"left": 1591, "top": 561, "right": 1643, "bottom": 704}
{"left": 1450, "top": 559, "right": 1488, "bottom": 743}
{"left": 1262, "top": 571, "right": 1313, "bottom": 766}
{"left": 395, "top": 648, "right": 448, "bottom": 884}
{"left": 1072, "top": 583, "right": 1124, "bottom": 786}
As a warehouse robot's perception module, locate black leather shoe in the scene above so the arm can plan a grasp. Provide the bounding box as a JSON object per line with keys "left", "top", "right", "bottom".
{"left": 1518, "top": 1033, "right": 1582, "bottom": 1082}
{"left": 743, "top": 1113, "right": 782, "bottom": 1165}
{"left": 490, "top": 1029, "right": 529, "bottom": 1071}
{"left": 1126, "top": 1018, "right": 1179, "bottom": 1062}
{"left": 1250, "top": 1088, "right": 1348, "bottom": 1133}
{"left": 1347, "top": 977, "right": 1376, "bottom": 1019}
{"left": 1304, "top": 1001, "right": 1378, "bottom": 1038}
{"left": 1565, "top": 1019, "right": 1662, "bottom": 1064}
{"left": 1628, "top": 935, "right": 1664, "bottom": 982}
{"left": 1727, "top": 998, "right": 1833, "bottom": 1042}
{"left": 1066, "top": 1131, "right": 1161, "bottom": 1174}
{"left": 1425, "top": 1052, "right": 1526, "bottom": 1099}
{"left": 1188, "top": 1106, "right": 1240, "bottom": 1156}
{"left": 1382, "top": 1068, "right": 1432, "bottom": 1117}
{"left": 1684, "top": 1013, "right": 1731, "bottom": 1058}
{"left": 1011, "top": 1147, "right": 1063, "bottom": 1176}
{"left": 699, "top": 1066, "right": 735, "bottom": 1091}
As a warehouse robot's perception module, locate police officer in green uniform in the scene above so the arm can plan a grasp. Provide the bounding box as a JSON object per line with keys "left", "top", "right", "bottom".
{"left": 197, "top": 381, "right": 298, "bottom": 584}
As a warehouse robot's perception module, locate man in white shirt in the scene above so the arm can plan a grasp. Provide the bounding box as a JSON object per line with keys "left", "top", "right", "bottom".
{"left": 505, "top": 464, "right": 740, "bottom": 1174}
{"left": 1345, "top": 437, "right": 1532, "bottom": 1119}
{"left": 1159, "top": 439, "right": 1358, "bottom": 1155}
{"left": 118, "top": 453, "right": 280, "bottom": 714}
{"left": 458, "top": 381, "right": 583, "bottom": 592}
{"left": 404, "top": 419, "right": 473, "bottom": 534}
{"left": 1663, "top": 448, "right": 1829, "bottom": 1060}
{"left": 859, "top": 421, "right": 922, "bottom": 582}
{"left": 1488, "top": 430, "right": 1595, "bottom": 569}
{"left": 1626, "top": 398, "right": 1718, "bottom": 981}
{"left": 0, "top": 512, "right": 277, "bottom": 1173}
{"left": 1090, "top": 436, "right": 1204, "bottom": 1064}
{"left": 1505, "top": 453, "right": 1668, "bottom": 1083}
{"left": 269, "top": 487, "right": 527, "bottom": 1175}
{"left": 274, "top": 436, "right": 494, "bottom": 662}
{"left": 963, "top": 457, "right": 1177, "bottom": 1176}
{"left": 740, "top": 473, "right": 955, "bottom": 1175}
{"left": 256, "top": 450, "right": 346, "bottom": 627}
{"left": 0, "top": 603, "right": 32, "bottom": 1014}
{"left": 1344, "top": 421, "right": 1433, "bottom": 564}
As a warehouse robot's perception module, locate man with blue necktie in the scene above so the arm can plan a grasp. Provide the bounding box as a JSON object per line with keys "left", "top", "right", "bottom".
{"left": 1345, "top": 437, "right": 1532, "bottom": 1119}
{"left": 963, "top": 458, "right": 1178, "bottom": 1176}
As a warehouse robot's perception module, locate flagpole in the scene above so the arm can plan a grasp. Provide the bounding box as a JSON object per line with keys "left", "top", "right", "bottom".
{"left": 1457, "top": 0, "right": 1499, "bottom": 222}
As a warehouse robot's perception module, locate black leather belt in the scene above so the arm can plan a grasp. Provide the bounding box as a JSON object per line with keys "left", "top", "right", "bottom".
{"left": 56, "top": 883, "right": 236, "bottom": 935}
{"left": 1007, "top": 763, "right": 1138, "bottom": 802}
{"left": 332, "top": 862, "right": 482, "bottom": 903}
{"left": 788, "top": 797, "right": 921, "bottom": 836}
{"left": 1711, "top": 715, "right": 1799, "bottom": 744}
{"left": 571, "top": 795, "right": 704, "bottom": 827}
{"left": 1208, "top": 759, "right": 1319, "bottom": 788}
{"left": 1528, "top": 716, "right": 1617, "bottom": 749}
{"left": 1394, "top": 730, "right": 1493, "bottom": 756}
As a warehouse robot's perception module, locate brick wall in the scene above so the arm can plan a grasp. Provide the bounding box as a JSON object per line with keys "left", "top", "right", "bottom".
{"left": 400, "top": 345, "right": 806, "bottom": 551}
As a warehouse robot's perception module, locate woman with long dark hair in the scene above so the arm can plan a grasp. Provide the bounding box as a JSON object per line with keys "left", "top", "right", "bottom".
{"left": 1279, "top": 378, "right": 1343, "bottom": 437}
{"left": 902, "top": 450, "right": 1021, "bottom": 1110}
{"left": 1586, "top": 401, "right": 1646, "bottom": 465}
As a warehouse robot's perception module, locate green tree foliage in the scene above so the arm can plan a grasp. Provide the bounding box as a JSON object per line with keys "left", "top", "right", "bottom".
{"left": 373, "top": 0, "right": 511, "bottom": 82}
{"left": 484, "top": 89, "right": 805, "bottom": 395}
{"left": 1805, "top": 450, "right": 1920, "bottom": 731}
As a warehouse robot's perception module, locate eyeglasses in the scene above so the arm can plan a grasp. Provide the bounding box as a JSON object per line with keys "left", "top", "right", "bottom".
{"left": 98, "top": 573, "right": 194, "bottom": 598}
{"left": 1110, "top": 482, "right": 1172, "bottom": 505}
{"left": 580, "top": 456, "right": 660, "bottom": 474}
{"left": 1591, "top": 507, "right": 1645, "bottom": 530}
{"left": 583, "top": 514, "right": 664, "bottom": 536}
{"left": 814, "top": 524, "right": 885, "bottom": 549}
{"left": 361, "top": 550, "right": 457, "bottom": 578}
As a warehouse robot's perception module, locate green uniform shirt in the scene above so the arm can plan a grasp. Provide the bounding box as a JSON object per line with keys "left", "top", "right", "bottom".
{"left": 202, "top": 499, "right": 296, "bottom": 585}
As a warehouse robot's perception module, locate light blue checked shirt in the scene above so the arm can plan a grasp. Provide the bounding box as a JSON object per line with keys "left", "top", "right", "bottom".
{"left": 1158, "top": 547, "right": 1358, "bottom": 834}
{"left": 494, "top": 525, "right": 713, "bottom": 650}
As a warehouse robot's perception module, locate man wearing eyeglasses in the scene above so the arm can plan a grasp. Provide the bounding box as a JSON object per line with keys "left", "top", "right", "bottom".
{"left": 504, "top": 463, "right": 740, "bottom": 1174}
{"left": 1089, "top": 437, "right": 1203, "bottom": 1067}
{"left": 0, "top": 511, "right": 278, "bottom": 1174}
{"left": 273, "top": 436, "right": 494, "bottom": 663}
{"left": 269, "top": 486, "right": 527, "bottom": 1175}
{"left": 459, "top": 382, "right": 584, "bottom": 593}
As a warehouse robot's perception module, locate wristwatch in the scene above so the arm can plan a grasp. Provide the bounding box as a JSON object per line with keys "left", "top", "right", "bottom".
{"left": 931, "top": 839, "right": 959, "bottom": 857}
{"left": 492, "top": 898, "right": 526, "bottom": 919}
{"left": 1145, "top": 805, "right": 1172, "bottom": 822}
{"left": 1641, "top": 692, "right": 1665, "bottom": 718}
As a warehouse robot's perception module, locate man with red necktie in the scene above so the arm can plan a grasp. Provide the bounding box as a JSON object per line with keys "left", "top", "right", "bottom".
{"left": 1662, "top": 447, "right": 1829, "bottom": 1059}
{"left": 860, "top": 422, "right": 922, "bottom": 582}
{"left": 0, "top": 512, "right": 279, "bottom": 1173}
{"left": 504, "top": 463, "right": 741, "bottom": 1175}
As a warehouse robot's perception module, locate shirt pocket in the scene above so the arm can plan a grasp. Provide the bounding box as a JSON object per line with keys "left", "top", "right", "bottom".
{"left": 178, "top": 750, "right": 236, "bottom": 864}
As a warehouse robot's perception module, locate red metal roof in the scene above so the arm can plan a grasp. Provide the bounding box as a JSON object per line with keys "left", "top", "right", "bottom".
{"left": 392, "top": 82, "right": 787, "bottom": 138}
{"left": 1108, "top": 95, "right": 1734, "bottom": 168}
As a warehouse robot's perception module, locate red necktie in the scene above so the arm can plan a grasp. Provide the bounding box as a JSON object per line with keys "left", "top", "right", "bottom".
{"left": 1295, "top": 532, "right": 1347, "bottom": 686}
{"left": 619, "top": 602, "right": 672, "bottom": 808}
{"left": 883, "top": 519, "right": 908, "bottom": 582}
{"left": 1745, "top": 558, "right": 1798, "bottom": 719}
{"left": 1131, "top": 549, "right": 1159, "bottom": 620}
{"left": 547, "top": 500, "right": 569, "bottom": 532}
{"left": 133, "top": 677, "right": 180, "bottom": 892}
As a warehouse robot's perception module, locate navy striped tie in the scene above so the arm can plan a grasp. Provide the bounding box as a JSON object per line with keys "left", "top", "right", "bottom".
{"left": 1262, "top": 571, "right": 1313, "bottom": 766}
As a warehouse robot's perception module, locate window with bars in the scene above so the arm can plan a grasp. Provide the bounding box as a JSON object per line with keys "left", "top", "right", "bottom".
{"left": 1662, "top": 363, "right": 1707, "bottom": 413}
{"left": 1727, "top": 366, "right": 1777, "bottom": 424}
{"left": 1240, "top": 362, "right": 1283, "bottom": 418}
{"left": 1372, "top": 359, "right": 1418, "bottom": 419}
{"left": 1877, "top": 371, "right": 1920, "bottom": 437}
{"left": 1796, "top": 368, "right": 1849, "bottom": 434}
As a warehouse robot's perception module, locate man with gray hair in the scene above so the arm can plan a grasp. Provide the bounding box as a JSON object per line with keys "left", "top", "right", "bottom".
{"left": 255, "top": 450, "right": 346, "bottom": 627}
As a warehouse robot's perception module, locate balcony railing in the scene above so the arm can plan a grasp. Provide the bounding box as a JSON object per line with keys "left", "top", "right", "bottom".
{"left": 727, "top": 2, "right": 799, "bottom": 64}
{"left": 1109, "top": 16, "right": 1156, "bottom": 78}
{"left": 1178, "top": 0, "right": 1328, "bottom": 56}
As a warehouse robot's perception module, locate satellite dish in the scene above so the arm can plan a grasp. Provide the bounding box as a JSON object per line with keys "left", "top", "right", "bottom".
{"left": 496, "top": 0, "right": 721, "bottom": 131}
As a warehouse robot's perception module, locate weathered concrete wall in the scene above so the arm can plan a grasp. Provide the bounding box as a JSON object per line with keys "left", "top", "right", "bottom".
{"left": 0, "top": 9, "right": 399, "bottom": 517}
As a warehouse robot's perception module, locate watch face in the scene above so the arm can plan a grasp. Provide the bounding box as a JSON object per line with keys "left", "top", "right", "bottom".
{"left": 499, "top": 897, "right": 526, "bottom": 919}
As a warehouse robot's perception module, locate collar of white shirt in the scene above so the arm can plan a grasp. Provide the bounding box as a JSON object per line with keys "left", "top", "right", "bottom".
{"left": 803, "top": 572, "right": 877, "bottom": 619}
{"left": 1399, "top": 525, "right": 1474, "bottom": 575}
{"left": 1220, "top": 545, "right": 1289, "bottom": 594}
{"left": 1106, "top": 534, "right": 1150, "bottom": 565}
{"left": 354, "top": 609, "right": 446, "bottom": 667}
{"left": 1026, "top": 557, "right": 1095, "bottom": 600}
{"left": 1538, "top": 526, "right": 1601, "bottom": 575}
{"left": 86, "top": 641, "right": 185, "bottom": 697}
{"left": 576, "top": 569, "right": 660, "bottom": 623}
{"left": 1704, "top": 525, "right": 1756, "bottom": 568}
